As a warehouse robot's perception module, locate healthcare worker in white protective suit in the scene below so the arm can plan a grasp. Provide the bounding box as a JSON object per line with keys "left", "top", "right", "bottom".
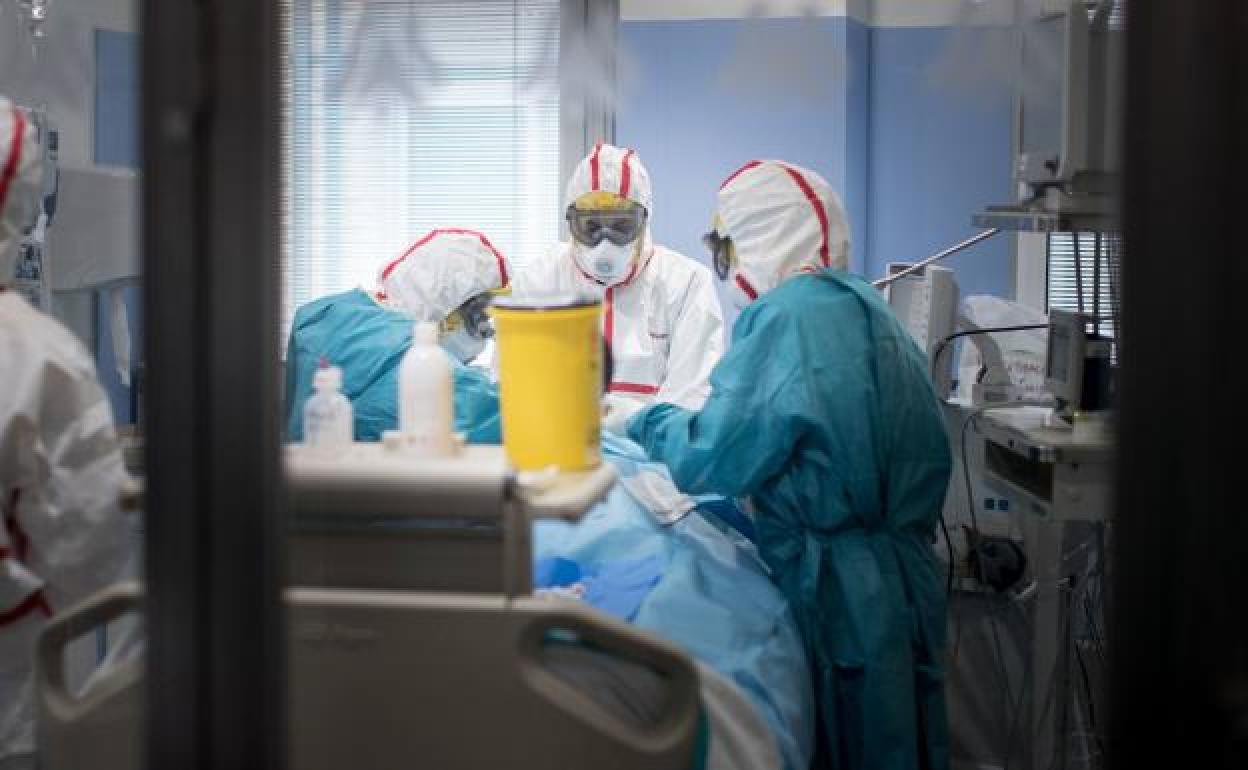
{"left": 0, "top": 97, "right": 132, "bottom": 769}
{"left": 515, "top": 143, "right": 725, "bottom": 430}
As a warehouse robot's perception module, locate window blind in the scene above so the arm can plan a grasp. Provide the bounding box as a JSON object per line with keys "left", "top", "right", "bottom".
{"left": 280, "top": 0, "right": 561, "bottom": 337}
{"left": 1046, "top": 231, "right": 1121, "bottom": 340}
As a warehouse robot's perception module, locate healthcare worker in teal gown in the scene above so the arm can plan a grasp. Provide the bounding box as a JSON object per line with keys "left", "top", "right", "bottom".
{"left": 285, "top": 228, "right": 508, "bottom": 442}
{"left": 627, "top": 160, "right": 952, "bottom": 770}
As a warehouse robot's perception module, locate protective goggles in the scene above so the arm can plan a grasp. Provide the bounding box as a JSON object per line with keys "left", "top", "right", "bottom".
{"left": 566, "top": 204, "right": 647, "bottom": 248}
{"left": 453, "top": 293, "right": 496, "bottom": 339}
{"left": 703, "top": 230, "right": 735, "bottom": 280}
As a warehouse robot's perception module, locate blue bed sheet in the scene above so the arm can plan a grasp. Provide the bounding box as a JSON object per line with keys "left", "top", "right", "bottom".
{"left": 535, "top": 438, "right": 815, "bottom": 770}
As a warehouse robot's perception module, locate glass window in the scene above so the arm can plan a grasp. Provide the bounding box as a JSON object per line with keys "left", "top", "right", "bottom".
{"left": 1, "top": 3, "right": 145, "bottom": 767}
{"left": 280, "top": 0, "right": 561, "bottom": 337}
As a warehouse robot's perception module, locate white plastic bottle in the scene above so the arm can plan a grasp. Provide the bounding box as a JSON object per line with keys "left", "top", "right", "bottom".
{"left": 399, "top": 322, "right": 455, "bottom": 457}
{"left": 303, "top": 362, "right": 353, "bottom": 452}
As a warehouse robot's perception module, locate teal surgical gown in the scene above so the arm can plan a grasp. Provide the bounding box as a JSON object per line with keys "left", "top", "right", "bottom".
{"left": 285, "top": 288, "right": 501, "bottom": 443}
{"left": 628, "top": 270, "right": 952, "bottom": 770}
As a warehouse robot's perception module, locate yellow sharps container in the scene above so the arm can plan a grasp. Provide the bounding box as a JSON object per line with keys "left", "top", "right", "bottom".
{"left": 489, "top": 294, "right": 603, "bottom": 471}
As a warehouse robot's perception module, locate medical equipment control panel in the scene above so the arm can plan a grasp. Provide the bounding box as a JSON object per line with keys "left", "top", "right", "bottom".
{"left": 975, "top": 406, "right": 1112, "bottom": 522}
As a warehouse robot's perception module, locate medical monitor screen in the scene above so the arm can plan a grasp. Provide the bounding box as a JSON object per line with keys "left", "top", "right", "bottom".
{"left": 1047, "top": 323, "right": 1071, "bottom": 383}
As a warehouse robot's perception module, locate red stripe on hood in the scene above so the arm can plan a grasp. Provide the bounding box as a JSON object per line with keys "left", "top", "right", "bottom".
{"left": 0, "top": 107, "right": 27, "bottom": 218}
{"left": 779, "top": 164, "right": 831, "bottom": 267}
{"left": 719, "top": 160, "right": 762, "bottom": 191}
{"left": 589, "top": 142, "right": 603, "bottom": 191}
{"left": 471, "top": 230, "right": 509, "bottom": 287}
{"left": 380, "top": 228, "right": 510, "bottom": 289}
{"left": 380, "top": 230, "right": 441, "bottom": 282}
{"left": 619, "top": 149, "right": 635, "bottom": 199}
{"left": 735, "top": 273, "right": 759, "bottom": 301}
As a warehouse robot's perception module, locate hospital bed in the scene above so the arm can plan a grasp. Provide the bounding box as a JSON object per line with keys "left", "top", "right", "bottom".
{"left": 37, "top": 442, "right": 811, "bottom": 770}
{"left": 38, "top": 582, "right": 703, "bottom": 770}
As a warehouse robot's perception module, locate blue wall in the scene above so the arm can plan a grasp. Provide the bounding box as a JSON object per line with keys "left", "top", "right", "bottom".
{"left": 95, "top": 286, "right": 143, "bottom": 424}
{"left": 844, "top": 19, "right": 871, "bottom": 272}
{"left": 618, "top": 17, "right": 868, "bottom": 275}
{"left": 619, "top": 18, "right": 1015, "bottom": 304}
{"left": 93, "top": 29, "right": 141, "bottom": 424}
{"left": 95, "top": 29, "right": 140, "bottom": 168}
{"left": 867, "top": 26, "right": 1014, "bottom": 297}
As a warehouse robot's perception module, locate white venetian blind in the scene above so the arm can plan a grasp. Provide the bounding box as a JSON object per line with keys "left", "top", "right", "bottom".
{"left": 1046, "top": 231, "right": 1121, "bottom": 341}
{"left": 280, "top": 0, "right": 561, "bottom": 337}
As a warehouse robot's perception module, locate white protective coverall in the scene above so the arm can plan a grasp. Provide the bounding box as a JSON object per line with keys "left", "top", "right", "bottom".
{"left": 514, "top": 143, "right": 725, "bottom": 426}
{"left": 0, "top": 96, "right": 131, "bottom": 767}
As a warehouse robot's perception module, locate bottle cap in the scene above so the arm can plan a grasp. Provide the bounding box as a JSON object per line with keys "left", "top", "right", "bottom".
{"left": 313, "top": 364, "right": 342, "bottom": 391}
{"left": 414, "top": 321, "right": 439, "bottom": 345}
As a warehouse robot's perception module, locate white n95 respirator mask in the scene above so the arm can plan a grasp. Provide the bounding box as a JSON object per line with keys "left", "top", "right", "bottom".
{"left": 576, "top": 239, "right": 638, "bottom": 286}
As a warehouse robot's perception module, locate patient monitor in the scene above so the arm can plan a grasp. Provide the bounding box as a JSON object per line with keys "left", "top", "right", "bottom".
{"left": 884, "top": 263, "right": 960, "bottom": 398}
